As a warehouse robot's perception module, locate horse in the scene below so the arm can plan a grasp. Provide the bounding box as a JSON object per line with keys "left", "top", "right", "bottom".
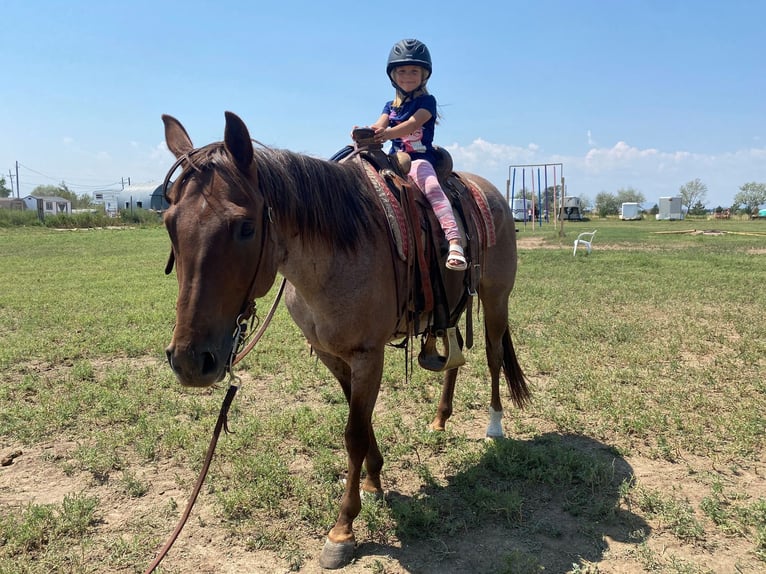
{"left": 161, "top": 111, "right": 530, "bottom": 569}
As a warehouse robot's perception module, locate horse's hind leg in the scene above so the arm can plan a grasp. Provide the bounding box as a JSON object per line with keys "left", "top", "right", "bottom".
{"left": 481, "top": 294, "right": 512, "bottom": 438}
{"left": 480, "top": 289, "right": 530, "bottom": 438}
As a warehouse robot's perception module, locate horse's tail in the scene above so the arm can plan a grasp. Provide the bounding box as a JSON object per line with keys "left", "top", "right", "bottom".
{"left": 502, "top": 326, "right": 531, "bottom": 409}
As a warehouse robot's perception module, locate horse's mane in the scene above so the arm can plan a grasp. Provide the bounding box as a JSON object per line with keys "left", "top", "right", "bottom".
{"left": 166, "top": 142, "right": 379, "bottom": 252}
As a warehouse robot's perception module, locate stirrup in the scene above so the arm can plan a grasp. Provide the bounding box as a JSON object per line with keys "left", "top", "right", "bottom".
{"left": 418, "top": 327, "right": 466, "bottom": 372}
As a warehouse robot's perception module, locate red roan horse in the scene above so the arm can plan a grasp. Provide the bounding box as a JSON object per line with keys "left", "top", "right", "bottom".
{"left": 162, "top": 112, "right": 529, "bottom": 569}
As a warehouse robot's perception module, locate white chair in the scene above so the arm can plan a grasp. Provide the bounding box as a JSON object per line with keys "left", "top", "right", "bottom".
{"left": 573, "top": 230, "right": 597, "bottom": 256}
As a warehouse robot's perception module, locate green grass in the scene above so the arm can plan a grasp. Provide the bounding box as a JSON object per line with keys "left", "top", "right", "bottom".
{"left": 0, "top": 219, "right": 764, "bottom": 573}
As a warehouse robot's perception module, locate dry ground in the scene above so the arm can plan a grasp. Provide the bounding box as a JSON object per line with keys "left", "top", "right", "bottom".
{"left": 2, "top": 366, "right": 763, "bottom": 573}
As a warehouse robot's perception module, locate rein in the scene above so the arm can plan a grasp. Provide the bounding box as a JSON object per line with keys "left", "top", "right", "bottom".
{"left": 144, "top": 280, "right": 283, "bottom": 573}
{"left": 146, "top": 228, "right": 285, "bottom": 574}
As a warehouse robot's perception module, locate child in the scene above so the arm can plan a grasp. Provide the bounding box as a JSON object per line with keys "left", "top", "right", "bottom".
{"left": 368, "top": 38, "right": 467, "bottom": 271}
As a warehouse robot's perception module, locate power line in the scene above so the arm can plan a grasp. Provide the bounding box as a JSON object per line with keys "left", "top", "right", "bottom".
{"left": 13, "top": 162, "right": 124, "bottom": 194}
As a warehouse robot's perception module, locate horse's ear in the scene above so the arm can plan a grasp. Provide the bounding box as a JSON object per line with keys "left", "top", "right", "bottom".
{"left": 224, "top": 111, "right": 254, "bottom": 171}
{"left": 163, "top": 114, "right": 194, "bottom": 159}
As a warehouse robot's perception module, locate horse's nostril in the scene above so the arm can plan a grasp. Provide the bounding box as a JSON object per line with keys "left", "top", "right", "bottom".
{"left": 165, "top": 348, "right": 175, "bottom": 370}
{"left": 201, "top": 351, "right": 217, "bottom": 376}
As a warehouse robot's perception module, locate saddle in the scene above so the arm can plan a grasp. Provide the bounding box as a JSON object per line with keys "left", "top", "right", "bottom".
{"left": 337, "top": 128, "right": 496, "bottom": 372}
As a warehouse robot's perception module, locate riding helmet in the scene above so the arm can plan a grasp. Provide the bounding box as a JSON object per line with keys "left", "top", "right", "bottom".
{"left": 386, "top": 38, "right": 432, "bottom": 80}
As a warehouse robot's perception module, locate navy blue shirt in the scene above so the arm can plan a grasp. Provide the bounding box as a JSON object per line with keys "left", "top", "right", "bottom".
{"left": 382, "top": 94, "right": 438, "bottom": 164}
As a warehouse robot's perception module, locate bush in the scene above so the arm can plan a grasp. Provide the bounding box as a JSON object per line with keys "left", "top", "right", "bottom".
{"left": 0, "top": 209, "right": 41, "bottom": 227}
{"left": 43, "top": 212, "right": 115, "bottom": 229}
{"left": 118, "top": 208, "right": 163, "bottom": 226}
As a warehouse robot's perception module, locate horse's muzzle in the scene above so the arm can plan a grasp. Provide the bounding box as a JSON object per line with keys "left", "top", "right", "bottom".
{"left": 165, "top": 344, "right": 226, "bottom": 387}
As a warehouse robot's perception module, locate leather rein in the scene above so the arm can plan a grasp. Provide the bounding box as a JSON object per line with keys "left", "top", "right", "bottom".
{"left": 145, "top": 150, "right": 286, "bottom": 573}
{"left": 143, "top": 279, "right": 284, "bottom": 574}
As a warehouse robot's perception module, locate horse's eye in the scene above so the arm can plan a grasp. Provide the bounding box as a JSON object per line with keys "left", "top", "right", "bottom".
{"left": 240, "top": 220, "right": 256, "bottom": 240}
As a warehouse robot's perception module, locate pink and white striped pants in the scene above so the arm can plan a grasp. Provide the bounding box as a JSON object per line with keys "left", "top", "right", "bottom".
{"left": 409, "top": 159, "right": 461, "bottom": 243}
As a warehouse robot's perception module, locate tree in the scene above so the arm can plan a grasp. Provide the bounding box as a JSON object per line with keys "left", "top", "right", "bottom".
{"left": 732, "top": 182, "right": 766, "bottom": 215}
{"left": 594, "top": 191, "right": 620, "bottom": 217}
{"left": 615, "top": 187, "right": 646, "bottom": 205}
{"left": 688, "top": 201, "right": 707, "bottom": 216}
{"left": 679, "top": 178, "right": 708, "bottom": 214}
{"left": 0, "top": 176, "right": 11, "bottom": 198}
{"left": 593, "top": 188, "right": 644, "bottom": 217}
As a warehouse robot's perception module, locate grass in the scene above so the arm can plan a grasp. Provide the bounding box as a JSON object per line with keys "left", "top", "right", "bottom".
{"left": 0, "top": 218, "right": 764, "bottom": 572}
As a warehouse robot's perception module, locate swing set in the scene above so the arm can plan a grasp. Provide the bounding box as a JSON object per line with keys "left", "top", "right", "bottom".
{"left": 506, "top": 163, "right": 572, "bottom": 235}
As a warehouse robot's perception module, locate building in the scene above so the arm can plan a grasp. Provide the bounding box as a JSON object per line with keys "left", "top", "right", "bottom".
{"left": 93, "top": 182, "right": 169, "bottom": 216}
{"left": 22, "top": 195, "right": 72, "bottom": 217}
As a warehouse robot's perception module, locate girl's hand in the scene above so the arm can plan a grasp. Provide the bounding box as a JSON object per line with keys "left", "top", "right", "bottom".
{"left": 373, "top": 126, "right": 388, "bottom": 144}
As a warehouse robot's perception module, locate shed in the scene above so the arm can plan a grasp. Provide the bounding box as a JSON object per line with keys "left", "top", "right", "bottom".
{"left": 22, "top": 195, "right": 72, "bottom": 217}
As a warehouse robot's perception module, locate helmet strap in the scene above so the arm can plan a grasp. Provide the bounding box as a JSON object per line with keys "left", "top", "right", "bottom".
{"left": 390, "top": 77, "right": 427, "bottom": 105}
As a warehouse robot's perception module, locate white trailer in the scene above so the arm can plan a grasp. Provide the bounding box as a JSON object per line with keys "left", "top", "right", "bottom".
{"left": 511, "top": 198, "right": 531, "bottom": 221}
{"left": 656, "top": 196, "right": 683, "bottom": 220}
{"left": 620, "top": 202, "right": 642, "bottom": 220}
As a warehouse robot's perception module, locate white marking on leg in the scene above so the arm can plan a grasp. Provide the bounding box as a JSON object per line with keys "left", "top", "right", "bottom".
{"left": 486, "top": 406, "right": 505, "bottom": 438}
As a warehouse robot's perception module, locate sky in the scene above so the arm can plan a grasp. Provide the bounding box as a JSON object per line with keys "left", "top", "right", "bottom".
{"left": 2, "top": 0, "right": 765, "bottom": 209}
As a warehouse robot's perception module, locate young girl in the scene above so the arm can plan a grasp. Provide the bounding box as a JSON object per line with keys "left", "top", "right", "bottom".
{"left": 368, "top": 38, "right": 467, "bottom": 271}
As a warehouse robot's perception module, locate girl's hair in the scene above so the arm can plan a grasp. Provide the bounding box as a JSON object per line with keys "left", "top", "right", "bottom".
{"left": 392, "top": 85, "right": 430, "bottom": 107}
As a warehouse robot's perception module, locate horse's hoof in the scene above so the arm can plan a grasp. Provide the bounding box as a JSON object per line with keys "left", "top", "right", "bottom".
{"left": 319, "top": 538, "right": 355, "bottom": 569}
{"left": 429, "top": 420, "right": 446, "bottom": 432}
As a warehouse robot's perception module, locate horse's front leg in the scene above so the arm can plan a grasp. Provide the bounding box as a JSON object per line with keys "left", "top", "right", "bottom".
{"left": 313, "top": 348, "right": 383, "bottom": 494}
{"left": 430, "top": 368, "right": 458, "bottom": 431}
{"left": 320, "top": 349, "right": 384, "bottom": 569}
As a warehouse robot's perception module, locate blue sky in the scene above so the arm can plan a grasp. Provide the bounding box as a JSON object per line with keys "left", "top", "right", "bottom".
{"left": 2, "top": 0, "right": 764, "bottom": 208}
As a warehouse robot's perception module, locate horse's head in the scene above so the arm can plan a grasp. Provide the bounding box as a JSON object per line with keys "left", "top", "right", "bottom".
{"left": 162, "top": 112, "right": 278, "bottom": 387}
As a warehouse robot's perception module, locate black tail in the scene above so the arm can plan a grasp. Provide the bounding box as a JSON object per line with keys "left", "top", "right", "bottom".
{"left": 502, "top": 327, "right": 531, "bottom": 408}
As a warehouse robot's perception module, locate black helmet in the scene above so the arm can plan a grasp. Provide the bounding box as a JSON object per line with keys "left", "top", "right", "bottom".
{"left": 386, "top": 38, "right": 432, "bottom": 80}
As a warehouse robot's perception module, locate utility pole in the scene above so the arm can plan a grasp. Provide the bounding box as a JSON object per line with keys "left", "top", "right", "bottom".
{"left": 15, "top": 161, "right": 20, "bottom": 198}
{"left": 7, "top": 170, "right": 14, "bottom": 197}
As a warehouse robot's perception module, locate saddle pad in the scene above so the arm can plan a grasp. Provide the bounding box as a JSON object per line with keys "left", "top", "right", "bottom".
{"left": 361, "top": 159, "right": 408, "bottom": 261}
{"left": 463, "top": 176, "right": 497, "bottom": 248}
